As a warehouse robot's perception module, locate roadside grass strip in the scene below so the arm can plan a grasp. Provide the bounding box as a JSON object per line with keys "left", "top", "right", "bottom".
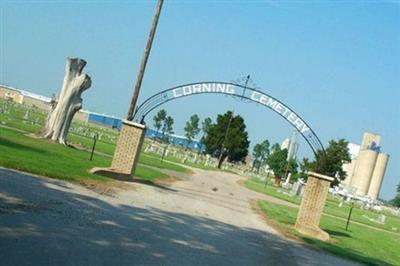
{"left": 257, "top": 200, "right": 400, "bottom": 266}
{"left": 0, "top": 127, "right": 167, "bottom": 182}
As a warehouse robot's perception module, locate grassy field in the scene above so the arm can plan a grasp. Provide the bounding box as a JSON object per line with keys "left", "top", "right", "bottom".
{"left": 0, "top": 100, "right": 189, "bottom": 175}
{"left": 140, "top": 153, "right": 188, "bottom": 173}
{"left": 0, "top": 127, "right": 168, "bottom": 183}
{"left": 0, "top": 99, "right": 242, "bottom": 174}
{"left": 257, "top": 200, "right": 400, "bottom": 266}
{"left": 246, "top": 177, "right": 400, "bottom": 234}
{"left": 67, "top": 133, "right": 116, "bottom": 155}
{"left": 142, "top": 150, "right": 217, "bottom": 171}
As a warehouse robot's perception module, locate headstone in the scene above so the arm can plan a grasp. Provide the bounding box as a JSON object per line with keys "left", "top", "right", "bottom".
{"left": 182, "top": 153, "right": 188, "bottom": 163}
{"left": 24, "top": 110, "right": 30, "bottom": 120}
{"left": 338, "top": 198, "right": 344, "bottom": 208}
{"left": 157, "top": 146, "right": 163, "bottom": 155}
{"left": 205, "top": 154, "right": 210, "bottom": 166}
{"left": 144, "top": 143, "right": 152, "bottom": 153}
{"left": 284, "top": 172, "right": 292, "bottom": 185}
{"left": 377, "top": 214, "right": 386, "bottom": 224}
{"left": 290, "top": 181, "right": 303, "bottom": 196}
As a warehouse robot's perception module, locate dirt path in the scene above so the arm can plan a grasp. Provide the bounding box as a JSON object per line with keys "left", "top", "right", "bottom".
{"left": 0, "top": 167, "right": 360, "bottom": 266}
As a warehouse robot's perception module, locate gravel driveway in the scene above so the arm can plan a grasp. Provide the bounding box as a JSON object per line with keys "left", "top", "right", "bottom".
{"left": 0, "top": 167, "right": 360, "bottom": 266}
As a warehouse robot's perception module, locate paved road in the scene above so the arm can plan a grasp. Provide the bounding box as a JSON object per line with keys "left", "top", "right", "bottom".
{"left": 0, "top": 167, "right": 360, "bottom": 266}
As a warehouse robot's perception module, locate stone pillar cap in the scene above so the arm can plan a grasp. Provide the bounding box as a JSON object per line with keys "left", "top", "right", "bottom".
{"left": 307, "top": 171, "right": 334, "bottom": 182}
{"left": 122, "top": 120, "right": 146, "bottom": 129}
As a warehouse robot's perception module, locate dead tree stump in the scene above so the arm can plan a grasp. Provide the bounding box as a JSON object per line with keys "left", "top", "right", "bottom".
{"left": 42, "top": 58, "right": 91, "bottom": 145}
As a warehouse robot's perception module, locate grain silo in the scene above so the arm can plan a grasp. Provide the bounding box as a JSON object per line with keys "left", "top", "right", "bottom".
{"left": 367, "top": 153, "right": 389, "bottom": 200}
{"left": 360, "top": 132, "right": 381, "bottom": 150}
{"left": 342, "top": 159, "right": 357, "bottom": 187}
{"left": 350, "top": 149, "right": 378, "bottom": 196}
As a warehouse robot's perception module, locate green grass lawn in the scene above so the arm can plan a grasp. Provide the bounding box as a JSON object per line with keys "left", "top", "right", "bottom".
{"left": 0, "top": 100, "right": 189, "bottom": 174}
{"left": 142, "top": 150, "right": 217, "bottom": 171}
{"left": 141, "top": 145, "right": 240, "bottom": 174}
{"left": 258, "top": 200, "right": 400, "bottom": 266}
{"left": 0, "top": 127, "right": 167, "bottom": 182}
{"left": 67, "top": 133, "right": 116, "bottom": 155}
{"left": 0, "top": 100, "right": 237, "bottom": 174}
{"left": 140, "top": 154, "right": 188, "bottom": 173}
{"left": 245, "top": 177, "right": 400, "bottom": 234}
{"left": 0, "top": 102, "right": 46, "bottom": 133}
{"left": 245, "top": 177, "right": 302, "bottom": 204}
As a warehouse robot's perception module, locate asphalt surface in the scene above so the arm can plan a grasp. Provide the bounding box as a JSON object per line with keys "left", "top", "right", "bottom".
{"left": 0, "top": 167, "right": 360, "bottom": 266}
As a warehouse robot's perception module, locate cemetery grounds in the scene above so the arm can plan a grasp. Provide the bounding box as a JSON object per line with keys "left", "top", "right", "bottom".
{"left": 0, "top": 99, "right": 399, "bottom": 265}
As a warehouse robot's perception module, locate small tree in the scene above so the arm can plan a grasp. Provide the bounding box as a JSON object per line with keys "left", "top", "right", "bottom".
{"left": 298, "top": 157, "right": 310, "bottom": 181}
{"left": 252, "top": 139, "right": 270, "bottom": 172}
{"left": 266, "top": 147, "right": 288, "bottom": 181}
{"left": 184, "top": 114, "right": 200, "bottom": 149}
{"left": 286, "top": 158, "right": 299, "bottom": 182}
{"left": 271, "top": 143, "right": 281, "bottom": 152}
{"left": 153, "top": 109, "right": 174, "bottom": 142}
{"left": 162, "top": 116, "right": 174, "bottom": 141}
{"left": 391, "top": 183, "right": 400, "bottom": 207}
{"left": 201, "top": 117, "right": 212, "bottom": 142}
{"left": 252, "top": 144, "right": 263, "bottom": 171}
{"left": 390, "top": 184, "right": 400, "bottom": 207}
{"left": 153, "top": 109, "right": 166, "bottom": 133}
{"left": 199, "top": 117, "right": 212, "bottom": 153}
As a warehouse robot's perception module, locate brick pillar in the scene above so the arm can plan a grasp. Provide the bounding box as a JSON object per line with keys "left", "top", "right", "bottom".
{"left": 294, "top": 171, "right": 334, "bottom": 242}
{"left": 91, "top": 120, "right": 146, "bottom": 179}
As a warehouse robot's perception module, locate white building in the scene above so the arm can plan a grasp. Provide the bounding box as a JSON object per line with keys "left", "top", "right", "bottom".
{"left": 281, "top": 137, "right": 299, "bottom": 161}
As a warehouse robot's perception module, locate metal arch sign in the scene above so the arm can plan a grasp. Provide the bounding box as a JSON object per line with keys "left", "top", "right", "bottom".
{"left": 133, "top": 82, "right": 325, "bottom": 157}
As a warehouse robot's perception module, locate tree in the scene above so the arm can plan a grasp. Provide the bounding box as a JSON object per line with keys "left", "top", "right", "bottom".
{"left": 271, "top": 143, "right": 281, "bottom": 152}
{"left": 153, "top": 109, "right": 166, "bottom": 132}
{"left": 390, "top": 183, "right": 400, "bottom": 207}
{"left": 266, "top": 147, "right": 289, "bottom": 180}
{"left": 252, "top": 139, "right": 270, "bottom": 172}
{"left": 152, "top": 109, "right": 173, "bottom": 142}
{"left": 199, "top": 117, "right": 212, "bottom": 153}
{"left": 286, "top": 158, "right": 299, "bottom": 181}
{"left": 162, "top": 116, "right": 174, "bottom": 141}
{"left": 298, "top": 157, "right": 310, "bottom": 181}
{"left": 184, "top": 114, "right": 200, "bottom": 148}
{"left": 203, "top": 111, "right": 249, "bottom": 168}
{"left": 201, "top": 117, "right": 212, "bottom": 142}
{"left": 42, "top": 58, "right": 91, "bottom": 145}
{"left": 390, "top": 195, "right": 400, "bottom": 207}
{"left": 252, "top": 144, "right": 263, "bottom": 170}
{"left": 304, "top": 139, "right": 351, "bottom": 186}
{"left": 389, "top": 183, "right": 400, "bottom": 207}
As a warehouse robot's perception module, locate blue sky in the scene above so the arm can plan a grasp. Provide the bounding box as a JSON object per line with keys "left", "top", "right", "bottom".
{"left": 1, "top": 1, "right": 399, "bottom": 200}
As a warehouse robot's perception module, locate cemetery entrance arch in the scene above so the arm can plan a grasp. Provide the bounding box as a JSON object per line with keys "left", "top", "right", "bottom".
{"left": 93, "top": 81, "right": 333, "bottom": 242}
{"left": 132, "top": 81, "right": 325, "bottom": 158}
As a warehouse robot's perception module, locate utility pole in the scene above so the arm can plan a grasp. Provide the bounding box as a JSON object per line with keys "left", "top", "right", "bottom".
{"left": 91, "top": 0, "right": 164, "bottom": 179}
{"left": 284, "top": 129, "right": 297, "bottom": 184}
{"left": 241, "top": 75, "right": 250, "bottom": 99}
{"left": 127, "top": 0, "right": 164, "bottom": 121}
